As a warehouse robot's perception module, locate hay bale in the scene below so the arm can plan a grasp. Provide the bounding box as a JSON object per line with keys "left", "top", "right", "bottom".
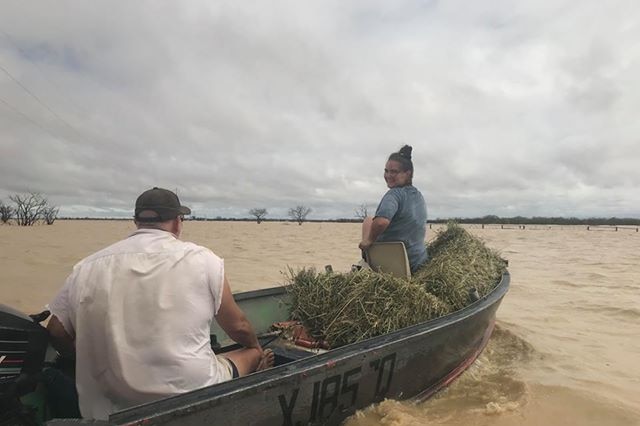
{"left": 286, "top": 268, "right": 450, "bottom": 347}
{"left": 414, "top": 222, "right": 506, "bottom": 311}
{"left": 284, "top": 222, "right": 506, "bottom": 348}
{"left": 284, "top": 267, "right": 358, "bottom": 340}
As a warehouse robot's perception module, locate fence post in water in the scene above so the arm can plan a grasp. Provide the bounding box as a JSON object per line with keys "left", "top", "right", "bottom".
{"left": 587, "top": 226, "right": 590, "bottom": 231}
{"left": 482, "top": 224, "right": 484, "bottom": 229}
{"left": 616, "top": 227, "right": 618, "bottom": 232}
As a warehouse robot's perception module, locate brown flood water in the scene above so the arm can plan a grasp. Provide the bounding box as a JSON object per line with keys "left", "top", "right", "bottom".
{"left": 1, "top": 221, "right": 639, "bottom": 425}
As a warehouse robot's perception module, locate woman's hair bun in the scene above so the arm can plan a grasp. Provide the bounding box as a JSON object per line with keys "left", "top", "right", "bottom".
{"left": 399, "top": 145, "right": 413, "bottom": 160}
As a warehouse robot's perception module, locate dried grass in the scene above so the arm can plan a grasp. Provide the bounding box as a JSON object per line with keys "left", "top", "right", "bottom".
{"left": 414, "top": 222, "right": 507, "bottom": 311}
{"left": 285, "top": 222, "right": 506, "bottom": 347}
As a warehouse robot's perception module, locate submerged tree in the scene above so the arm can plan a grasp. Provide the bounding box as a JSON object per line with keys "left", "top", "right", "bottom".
{"left": 288, "top": 205, "right": 312, "bottom": 225}
{"left": 9, "top": 193, "right": 49, "bottom": 226}
{"left": 354, "top": 203, "right": 370, "bottom": 221}
{"left": 0, "top": 202, "right": 13, "bottom": 224}
{"left": 42, "top": 206, "right": 60, "bottom": 225}
{"left": 248, "top": 208, "right": 268, "bottom": 224}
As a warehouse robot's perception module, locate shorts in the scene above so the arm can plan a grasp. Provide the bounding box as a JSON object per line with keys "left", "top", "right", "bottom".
{"left": 217, "top": 355, "right": 239, "bottom": 380}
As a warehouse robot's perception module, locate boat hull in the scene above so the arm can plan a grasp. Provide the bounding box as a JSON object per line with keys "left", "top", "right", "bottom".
{"left": 102, "top": 272, "right": 509, "bottom": 426}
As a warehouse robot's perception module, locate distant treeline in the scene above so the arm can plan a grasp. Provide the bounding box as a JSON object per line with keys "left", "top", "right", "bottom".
{"left": 60, "top": 215, "right": 640, "bottom": 225}
{"left": 60, "top": 217, "right": 363, "bottom": 223}
{"left": 430, "top": 215, "right": 640, "bottom": 226}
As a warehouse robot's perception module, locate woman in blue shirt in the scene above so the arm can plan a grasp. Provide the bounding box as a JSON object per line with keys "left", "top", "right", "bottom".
{"left": 359, "top": 145, "right": 428, "bottom": 272}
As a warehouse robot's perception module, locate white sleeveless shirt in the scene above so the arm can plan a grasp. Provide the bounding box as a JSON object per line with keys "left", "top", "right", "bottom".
{"left": 48, "top": 228, "right": 226, "bottom": 420}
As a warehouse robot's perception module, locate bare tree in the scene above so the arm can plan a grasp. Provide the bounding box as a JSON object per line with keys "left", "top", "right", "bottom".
{"left": 354, "top": 203, "right": 370, "bottom": 221}
{"left": 9, "top": 193, "right": 48, "bottom": 226}
{"left": 0, "top": 202, "right": 13, "bottom": 224}
{"left": 288, "top": 205, "right": 312, "bottom": 225}
{"left": 42, "top": 206, "right": 60, "bottom": 225}
{"left": 248, "top": 208, "right": 268, "bottom": 224}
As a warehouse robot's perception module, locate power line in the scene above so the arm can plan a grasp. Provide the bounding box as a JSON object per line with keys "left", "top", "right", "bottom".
{"left": 0, "top": 94, "right": 62, "bottom": 140}
{"left": 0, "top": 29, "right": 85, "bottom": 119}
{"left": 0, "top": 61, "right": 82, "bottom": 139}
{"left": 0, "top": 30, "right": 130, "bottom": 149}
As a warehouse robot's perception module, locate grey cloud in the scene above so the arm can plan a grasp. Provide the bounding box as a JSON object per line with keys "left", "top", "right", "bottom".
{"left": 1, "top": 1, "right": 639, "bottom": 219}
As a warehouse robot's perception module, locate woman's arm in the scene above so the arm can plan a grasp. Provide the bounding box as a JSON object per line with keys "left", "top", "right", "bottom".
{"left": 359, "top": 216, "right": 391, "bottom": 250}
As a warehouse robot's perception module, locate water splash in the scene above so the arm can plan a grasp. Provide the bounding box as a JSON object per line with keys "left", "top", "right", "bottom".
{"left": 345, "top": 324, "right": 534, "bottom": 425}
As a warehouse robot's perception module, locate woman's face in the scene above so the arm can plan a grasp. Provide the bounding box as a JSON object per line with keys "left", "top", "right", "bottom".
{"left": 384, "top": 160, "right": 411, "bottom": 188}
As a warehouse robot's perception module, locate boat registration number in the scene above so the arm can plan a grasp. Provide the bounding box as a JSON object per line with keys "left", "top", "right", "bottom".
{"left": 278, "top": 352, "right": 396, "bottom": 425}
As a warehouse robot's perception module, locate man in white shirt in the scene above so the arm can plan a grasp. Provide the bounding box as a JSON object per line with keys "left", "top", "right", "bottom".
{"left": 47, "top": 187, "right": 273, "bottom": 420}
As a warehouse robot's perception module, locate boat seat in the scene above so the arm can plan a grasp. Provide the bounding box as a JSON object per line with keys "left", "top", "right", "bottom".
{"left": 364, "top": 242, "right": 411, "bottom": 279}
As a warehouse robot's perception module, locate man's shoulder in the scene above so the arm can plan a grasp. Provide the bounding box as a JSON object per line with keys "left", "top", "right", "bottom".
{"left": 75, "top": 232, "right": 221, "bottom": 267}
{"left": 172, "top": 240, "right": 223, "bottom": 268}
{"left": 73, "top": 236, "right": 135, "bottom": 267}
{"left": 181, "top": 240, "right": 218, "bottom": 256}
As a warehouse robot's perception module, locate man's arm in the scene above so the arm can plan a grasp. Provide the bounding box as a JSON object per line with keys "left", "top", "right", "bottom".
{"left": 215, "top": 276, "right": 261, "bottom": 352}
{"left": 47, "top": 314, "right": 76, "bottom": 359}
{"left": 359, "top": 216, "right": 391, "bottom": 251}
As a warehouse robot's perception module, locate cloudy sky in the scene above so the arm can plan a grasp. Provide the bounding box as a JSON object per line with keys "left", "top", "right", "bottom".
{"left": 1, "top": 1, "right": 638, "bottom": 219}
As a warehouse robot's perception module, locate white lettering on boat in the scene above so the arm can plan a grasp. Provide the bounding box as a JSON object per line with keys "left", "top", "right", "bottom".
{"left": 278, "top": 352, "right": 397, "bottom": 425}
